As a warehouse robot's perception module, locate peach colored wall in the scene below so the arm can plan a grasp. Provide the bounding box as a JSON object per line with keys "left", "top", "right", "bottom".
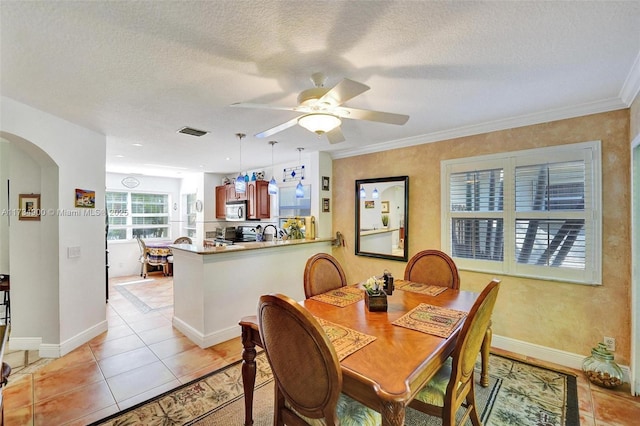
{"left": 332, "top": 109, "right": 632, "bottom": 364}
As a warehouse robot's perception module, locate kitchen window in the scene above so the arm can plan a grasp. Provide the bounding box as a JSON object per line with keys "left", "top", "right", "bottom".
{"left": 441, "top": 141, "right": 601, "bottom": 285}
{"left": 106, "top": 191, "right": 170, "bottom": 240}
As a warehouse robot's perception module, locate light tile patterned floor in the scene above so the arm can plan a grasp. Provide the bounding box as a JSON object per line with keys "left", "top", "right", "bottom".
{"left": 2, "top": 273, "right": 639, "bottom": 425}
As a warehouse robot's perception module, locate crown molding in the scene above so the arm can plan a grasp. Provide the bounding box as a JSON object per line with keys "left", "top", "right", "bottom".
{"left": 331, "top": 97, "right": 628, "bottom": 160}
{"left": 620, "top": 50, "right": 640, "bottom": 106}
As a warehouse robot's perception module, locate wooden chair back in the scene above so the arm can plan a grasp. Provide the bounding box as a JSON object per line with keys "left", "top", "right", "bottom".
{"left": 303, "top": 253, "right": 347, "bottom": 299}
{"left": 258, "top": 293, "right": 342, "bottom": 425}
{"left": 410, "top": 279, "right": 501, "bottom": 426}
{"left": 404, "top": 249, "right": 460, "bottom": 289}
{"left": 173, "top": 236, "right": 192, "bottom": 244}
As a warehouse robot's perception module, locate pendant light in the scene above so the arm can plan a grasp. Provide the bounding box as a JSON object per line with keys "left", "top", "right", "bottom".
{"left": 235, "top": 133, "right": 246, "bottom": 194}
{"left": 295, "top": 147, "right": 304, "bottom": 198}
{"left": 268, "top": 141, "right": 278, "bottom": 195}
{"left": 360, "top": 186, "right": 366, "bottom": 198}
{"left": 372, "top": 188, "right": 379, "bottom": 199}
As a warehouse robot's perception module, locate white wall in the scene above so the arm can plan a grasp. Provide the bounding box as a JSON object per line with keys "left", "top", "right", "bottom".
{"left": 1, "top": 96, "right": 106, "bottom": 357}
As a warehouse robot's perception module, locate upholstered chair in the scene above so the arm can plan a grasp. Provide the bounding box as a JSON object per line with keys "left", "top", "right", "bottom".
{"left": 409, "top": 279, "right": 501, "bottom": 426}
{"left": 257, "top": 293, "right": 381, "bottom": 426}
{"left": 404, "top": 249, "right": 460, "bottom": 289}
{"left": 303, "top": 253, "right": 347, "bottom": 299}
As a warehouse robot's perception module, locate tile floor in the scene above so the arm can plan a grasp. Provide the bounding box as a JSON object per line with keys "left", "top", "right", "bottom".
{"left": 1, "top": 273, "right": 639, "bottom": 425}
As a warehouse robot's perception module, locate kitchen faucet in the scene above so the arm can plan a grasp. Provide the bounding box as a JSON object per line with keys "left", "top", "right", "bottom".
{"left": 261, "top": 224, "right": 279, "bottom": 241}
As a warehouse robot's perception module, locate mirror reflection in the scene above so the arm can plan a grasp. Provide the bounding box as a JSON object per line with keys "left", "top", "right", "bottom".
{"left": 355, "top": 176, "right": 409, "bottom": 261}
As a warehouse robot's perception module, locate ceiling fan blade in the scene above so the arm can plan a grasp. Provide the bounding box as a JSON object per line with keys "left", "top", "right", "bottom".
{"left": 326, "top": 127, "right": 346, "bottom": 144}
{"left": 255, "top": 116, "right": 300, "bottom": 138}
{"left": 230, "top": 102, "right": 296, "bottom": 112}
{"left": 337, "top": 107, "right": 409, "bottom": 125}
{"left": 317, "top": 78, "right": 370, "bottom": 106}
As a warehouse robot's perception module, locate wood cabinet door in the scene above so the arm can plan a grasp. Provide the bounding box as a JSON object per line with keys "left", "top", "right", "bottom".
{"left": 246, "top": 182, "right": 257, "bottom": 219}
{"left": 215, "top": 186, "right": 227, "bottom": 219}
{"left": 255, "top": 180, "right": 270, "bottom": 218}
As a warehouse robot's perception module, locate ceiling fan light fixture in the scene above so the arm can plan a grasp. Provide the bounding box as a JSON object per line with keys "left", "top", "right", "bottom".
{"left": 298, "top": 113, "right": 341, "bottom": 135}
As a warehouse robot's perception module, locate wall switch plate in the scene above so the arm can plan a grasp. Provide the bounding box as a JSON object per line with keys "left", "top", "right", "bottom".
{"left": 67, "top": 246, "right": 81, "bottom": 258}
{"left": 604, "top": 336, "right": 616, "bottom": 351}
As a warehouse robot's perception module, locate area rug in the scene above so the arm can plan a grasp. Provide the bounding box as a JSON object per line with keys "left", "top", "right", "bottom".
{"left": 91, "top": 352, "right": 578, "bottom": 426}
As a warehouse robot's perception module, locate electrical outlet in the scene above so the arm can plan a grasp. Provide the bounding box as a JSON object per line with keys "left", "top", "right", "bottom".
{"left": 604, "top": 336, "right": 616, "bottom": 351}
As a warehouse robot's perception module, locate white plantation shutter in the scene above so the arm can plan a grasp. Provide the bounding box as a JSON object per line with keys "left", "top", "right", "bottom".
{"left": 442, "top": 141, "right": 601, "bottom": 285}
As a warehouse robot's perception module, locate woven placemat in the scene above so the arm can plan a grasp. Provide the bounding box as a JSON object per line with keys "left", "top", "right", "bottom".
{"left": 392, "top": 303, "right": 466, "bottom": 338}
{"left": 317, "top": 318, "right": 376, "bottom": 360}
{"left": 394, "top": 279, "right": 448, "bottom": 296}
{"left": 310, "top": 285, "right": 364, "bottom": 307}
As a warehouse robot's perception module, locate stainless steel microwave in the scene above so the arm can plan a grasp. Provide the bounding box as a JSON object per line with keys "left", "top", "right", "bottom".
{"left": 225, "top": 201, "right": 246, "bottom": 221}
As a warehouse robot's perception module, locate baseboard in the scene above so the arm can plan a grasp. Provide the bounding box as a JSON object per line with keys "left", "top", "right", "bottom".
{"left": 8, "top": 336, "right": 41, "bottom": 352}
{"left": 172, "top": 317, "right": 240, "bottom": 349}
{"left": 7, "top": 320, "right": 108, "bottom": 358}
{"left": 493, "top": 334, "right": 631, "bottom": 385}
{"left": 172, "top": 317, "right": 206, "bottom": 348}
{"left": 59, "top": 320, "right": 108, "bottom": 357}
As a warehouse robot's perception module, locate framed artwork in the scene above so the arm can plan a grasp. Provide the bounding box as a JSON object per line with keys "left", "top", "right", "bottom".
{"left": 322, "top": 176, "right": 330, "bottom": 191}
{"left": 75, "top": 188, "right": 95, "bottom": 208}
{"left": 381, "top": 201, "right": 390, "bottom": 213}
{"left": 19, "top": 194, "right": 41, "bottom": 221}
{"left": 322, "top": 198, "right": 330, "bottom": 213}
{"left": 364, "top": 200, "right": 375, "bottom": 209}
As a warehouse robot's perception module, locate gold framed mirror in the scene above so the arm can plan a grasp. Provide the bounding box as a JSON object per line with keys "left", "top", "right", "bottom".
{"left": 355, "top": 176, "right": 408, "bottom": 261}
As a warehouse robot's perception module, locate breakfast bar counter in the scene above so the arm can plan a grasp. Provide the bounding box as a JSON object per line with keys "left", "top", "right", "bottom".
{"left": 169, "top": 238, "right": 332, "bottom": 348}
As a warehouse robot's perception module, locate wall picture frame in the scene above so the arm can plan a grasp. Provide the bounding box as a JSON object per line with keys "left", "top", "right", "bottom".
{"left": 322, "top": 176, "right": 330, "bottom": 191}
{"left": 19, "top": 194, "right": 41, "bottom": 221}
{"left": 381, "top": 200, "right": 390, "bottom": 213}
{"left": 75, "top": 188, "right": 96, "bottom": 208}
{"left": 322, "top": 198, "right": 330, "bottom": 213}
{"left": 364, "top": 200, "right": 375, "bottom": 209}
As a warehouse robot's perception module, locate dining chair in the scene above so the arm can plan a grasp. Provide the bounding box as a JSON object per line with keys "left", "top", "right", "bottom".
{"left": 303, "top": 253, "right": 348, "bottom": 299}
{"left": 404, "top": 249, "right": 460, "bottom": 289}
{"left": 257, "top": 293, "right": 381, "bottom": 426}
{"left": 136, "top": 237, "right": 168, "bottom": 278}
{"left": 409, "top": 279, "right": 501, "bottom": 426}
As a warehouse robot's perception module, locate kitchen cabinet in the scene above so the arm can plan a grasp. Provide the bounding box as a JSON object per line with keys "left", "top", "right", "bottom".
{"left": 215, "top": 185, "right": 227, "bottom": 219}
{"left": 247, "top": 180, "right": 270, "bottom": 219}
{"left": 215, "top": 181, "right": 270, "bottom": 220}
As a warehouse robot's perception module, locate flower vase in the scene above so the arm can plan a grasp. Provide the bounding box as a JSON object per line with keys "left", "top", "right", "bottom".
{"left": 365, "top": 291, "right": 388, "bottom": 312}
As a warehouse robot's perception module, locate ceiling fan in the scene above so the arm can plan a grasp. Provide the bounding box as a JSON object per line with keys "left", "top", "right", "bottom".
{"left": 231, "top": 72, "right": 409, "bottom": 144}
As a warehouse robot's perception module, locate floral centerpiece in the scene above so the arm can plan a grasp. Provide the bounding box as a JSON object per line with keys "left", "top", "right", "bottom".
{"left": 282, "top": 217, "right": 305, "bottom": 240}
{"left": 363, "top": 276, "right": 387, "bottom": 312}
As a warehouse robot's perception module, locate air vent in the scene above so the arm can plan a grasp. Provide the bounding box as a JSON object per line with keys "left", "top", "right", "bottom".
{"left": 177, "top": 126, "right": 208, "bottom": 137}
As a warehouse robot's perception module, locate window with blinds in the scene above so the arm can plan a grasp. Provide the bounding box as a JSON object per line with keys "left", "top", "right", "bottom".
{"left": 106, "top": 191, "right": 170, "bottom": 240}
{"left": 442, "top": 141, "right": 601, "bottom": 285}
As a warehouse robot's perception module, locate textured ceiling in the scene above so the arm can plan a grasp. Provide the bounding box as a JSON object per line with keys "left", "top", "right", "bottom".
{"left": 1, "top": 1, "right": 639, "bottom": 178}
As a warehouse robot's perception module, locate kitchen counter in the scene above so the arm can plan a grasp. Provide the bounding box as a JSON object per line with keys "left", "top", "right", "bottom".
{"left": 170, "top": 237, "right": 333, "bottom": 348}
{"left": 172, "top": 237, "right": 333, "bottom": 254}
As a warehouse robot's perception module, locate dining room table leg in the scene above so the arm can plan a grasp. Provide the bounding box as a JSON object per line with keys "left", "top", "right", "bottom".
{"left": 380, "top": 400, "right": 405, "bottom": 426}
{"left": 239, "top": 317, "right": 261, "bottom": 426}
{"left": 480, "top": 321, "right": 492, "bottom": 387}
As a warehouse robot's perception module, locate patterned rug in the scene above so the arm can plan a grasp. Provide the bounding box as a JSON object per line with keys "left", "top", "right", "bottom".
{"left": 91, "top": 353, "right": 578, "bottom": 426}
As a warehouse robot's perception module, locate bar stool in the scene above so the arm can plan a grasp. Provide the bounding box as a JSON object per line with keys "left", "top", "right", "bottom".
{"left": 0, "top": 275, "right": 9, "bottom": 324}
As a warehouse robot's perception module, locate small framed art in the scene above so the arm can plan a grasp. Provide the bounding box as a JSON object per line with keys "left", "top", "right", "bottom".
{"left": 322, "top": 198, "right": 330, "bottom": 213}
{"left": 322, "top": 176, "right": 330, "bottom": 191}
{"left": 19, "top": 194, "right": 41, "bottom": 221}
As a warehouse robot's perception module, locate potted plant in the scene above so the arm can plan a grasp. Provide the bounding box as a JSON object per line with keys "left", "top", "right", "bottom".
{"left": 381, "top": 214, "right": 389, "bottom": 227}
{"left": 363, "top": 276, "right": 388, "bottom": 312}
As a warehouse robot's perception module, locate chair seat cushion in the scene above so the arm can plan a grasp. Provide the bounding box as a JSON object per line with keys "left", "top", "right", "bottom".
{"left": 289, "top": 393, "right": 381, "bottom": 425}
{"left": 413, "top": 357, "right": 453, "bottom": 407}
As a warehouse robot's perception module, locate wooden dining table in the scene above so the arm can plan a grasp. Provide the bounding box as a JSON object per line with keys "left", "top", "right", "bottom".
{"left": 239, "top": 283, "right": 484, "bottom": 426}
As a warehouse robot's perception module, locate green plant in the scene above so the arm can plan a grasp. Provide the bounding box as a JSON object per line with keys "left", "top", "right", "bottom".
{"left": 381, "top": 214, "right": 389, "bottom": 227}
